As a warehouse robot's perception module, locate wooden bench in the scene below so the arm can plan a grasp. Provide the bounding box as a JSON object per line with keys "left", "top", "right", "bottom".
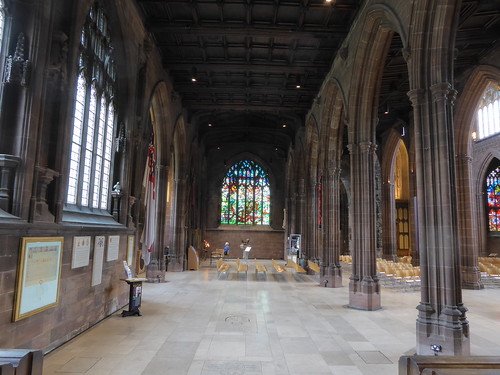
{"left": 210, "top": 248, "right": 224, "bottom": 265}
{"left": 291, "top": 259, "right": 306, "bottom": 273}
{"left": 272, "top": 259, "right": 287, "bottom": 273}
{"left": 308, "top": 260, "right": 320, "bottom": 274}
{"left": 216, "top": 258, "right": 231, "bottom": 278}
{"left": 236, "top": 258, "right": 248, "bottom": 276}
{"left": 254, "top": 259, "right": 267, "bottom": 278}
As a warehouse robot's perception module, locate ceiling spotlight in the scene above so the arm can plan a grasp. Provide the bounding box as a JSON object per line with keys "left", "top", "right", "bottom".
{"left": 296, "top": 75, "right": 302, "bottom": 89}
{"left": 191, "top": 66, "right": 197, "bottom": 82}
{"left": 282, "top": 124, "right": 287, "bottom": 128}
{"left": 208, "top": 122, "right": 213, "bottom": 127}
{"left": 384, "top": 104, "right": 390, "bottom": 115}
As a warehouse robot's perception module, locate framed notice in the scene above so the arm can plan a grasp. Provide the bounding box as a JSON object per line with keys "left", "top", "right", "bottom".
{"left": 71, "top": 236, "right": 91, "bottom": 269}
{"left": 107, "top": 235, "right": 120, "bottom": 261}
{"left": 13, "top": 237, "right": 64, "bottom": 321}
{"left": 91, "top": 236, "right": 105, "bottom": 286}
{"left": 127, "top": 235, "right": 135, "bottom": 266}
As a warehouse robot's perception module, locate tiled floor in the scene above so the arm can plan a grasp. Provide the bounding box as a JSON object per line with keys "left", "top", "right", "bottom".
{"left": 43, "top": 260, "right": 500, "bottom": 374}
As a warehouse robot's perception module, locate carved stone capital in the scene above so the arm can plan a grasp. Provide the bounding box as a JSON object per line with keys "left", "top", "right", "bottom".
{"left": 430, "top": 82, "right": 452, "bottom": 102}
{"left": 407, "top": 88, "right": 426, "bottom": 107}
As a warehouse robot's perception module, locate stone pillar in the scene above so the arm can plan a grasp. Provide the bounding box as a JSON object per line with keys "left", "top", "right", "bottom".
{"left": 174, "top": 178, "right": 187, "bottom": 271}
{"left": 34, "top": 166, "right": 59, "bottom": 222}
{"left": 409, "top": 85, "right": 470, "bottom": 356}
{"left": 456, "top": 154, "right": 483, "bottom": 290}
{"left": 321, "top": 165, "right": 342, "bottom": 287}
{"left": 155, "top": 165, "right": 169, "bottom": 264}
{"left": 348, "top": 142, "right": 381, "bottom": 310}
{"left": 127, "top": 196, "right": 136, "bottom": 229}
{"left": 381, "top": 179, "right": 398, "bottom": 261}
{"left": 0, "top": 155, "right": 20, "bottom": 213}
{"left": 309, "top": 181, "right": 319, "bottom": 260}
{"left": 296, "top": 178, "right": 305, "bottom": 255}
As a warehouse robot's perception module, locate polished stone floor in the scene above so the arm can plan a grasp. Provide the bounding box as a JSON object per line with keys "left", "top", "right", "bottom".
{"left": 43, "top": 260, "right": 500, "bottom": 375}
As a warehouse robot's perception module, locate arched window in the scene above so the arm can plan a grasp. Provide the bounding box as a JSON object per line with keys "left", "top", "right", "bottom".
{"left": 486, "top": 165, "right": 500, "bottom": 232}
{"left": 220, "top": 160, "right": 270, "bottom": 225}
{"left": 476, "top": 82, "right": 500, "bottom": 140}
{"left": 66, "top": 3, "right": 117, "bottom": 210}
{"left": 0, "top": 1, "right": 5, "bottom": 51}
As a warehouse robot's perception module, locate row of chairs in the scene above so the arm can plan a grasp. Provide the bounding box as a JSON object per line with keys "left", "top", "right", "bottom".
{"left": 377, "top": 259, "right": 421, "bottom": 291}
{"left": 479, "top": 257, "right": 500, "bottom": 285}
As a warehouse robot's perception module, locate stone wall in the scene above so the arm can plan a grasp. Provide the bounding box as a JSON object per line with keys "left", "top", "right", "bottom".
{"left": 0, "top": 228, "right": 130, "bottom": 353}
{"left": 205, "top": 226, "right": 285, "bottom": 260}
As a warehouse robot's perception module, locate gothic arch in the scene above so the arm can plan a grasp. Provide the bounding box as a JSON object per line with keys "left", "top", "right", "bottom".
{"left": 347, "top": 4, "right": 408, "bottom": 141}
{"left": 455, "top": 65, "right": 500, "bottom": 156}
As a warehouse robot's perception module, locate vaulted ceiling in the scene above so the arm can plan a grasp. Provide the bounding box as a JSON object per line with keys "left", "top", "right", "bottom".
{"left": 135, "top": 0, "right": 500, "bottom": 154}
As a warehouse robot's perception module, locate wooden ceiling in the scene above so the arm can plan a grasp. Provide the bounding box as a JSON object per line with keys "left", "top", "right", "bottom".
{"left": 135, "top": 0, "right": 500, "bottom": 152}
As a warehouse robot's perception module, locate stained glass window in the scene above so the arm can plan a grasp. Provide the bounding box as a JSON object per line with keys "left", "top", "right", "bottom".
{"left": 220, "top": 160, "right": 270, "bottom": 225}
{"left": 486, "top": 166, "right": 500, "bottom": 232}
{"left": 476, "top": 82, "right": 500, "bottom": 140}
{"left": 66, "top": 3, "right": 116, "bottom": 210}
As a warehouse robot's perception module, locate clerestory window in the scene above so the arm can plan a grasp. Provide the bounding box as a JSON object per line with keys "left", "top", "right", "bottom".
{"left": 66, "top": 3, "right": 116, "bottom": 210}
{"left": 476, "top": 82, "right": 500, "bottom": 140}
{"left": 220, "top": 160, "right": 270, "bottom": 225}
{"left": 486, "top": 165, "right": 500, "bottom": 232}
{"left": 0, "top": 1, "right": 5, "bottom": 52}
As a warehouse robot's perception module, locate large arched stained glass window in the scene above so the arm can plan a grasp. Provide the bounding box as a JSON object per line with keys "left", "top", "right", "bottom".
{"left": 487, "top": 166, "right": 500, "bottom": 232}
{"left": 221, "top": 160, "right": 270, "bottom": 225}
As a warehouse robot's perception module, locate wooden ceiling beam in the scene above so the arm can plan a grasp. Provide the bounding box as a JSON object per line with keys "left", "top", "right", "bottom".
{"left": 166, "top": 62, "right": 327, "bottom": 74}
{"left": 146, "top": 21, "right": 350, "bottom": 38}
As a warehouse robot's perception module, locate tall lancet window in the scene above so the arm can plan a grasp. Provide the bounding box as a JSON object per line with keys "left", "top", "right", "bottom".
{"left": 486, "top": 165, "right": 500, "bottom": 232}
{"left": 221, "top": 160, "right": 270, "bottom": 225}
{"left": 476, "top": 82, "right": 500, "bottom": 140}
{"left": 0, "top": 1, "right": 5, "bottom": 51}
{"left": 66, "top": 3, "right": 117, "bottom": 210}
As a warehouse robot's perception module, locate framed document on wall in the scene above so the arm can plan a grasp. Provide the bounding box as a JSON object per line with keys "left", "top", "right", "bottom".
{"left": 13, "top": 237, "right": 64, "bottom": 321}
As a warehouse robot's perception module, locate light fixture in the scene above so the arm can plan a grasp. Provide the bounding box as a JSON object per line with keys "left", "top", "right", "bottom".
{"left": 296, "top": 75, "right": 302, "bottom": 89}
{"left": 401, "top": 126, "right": 406, "bottom": 136}
{"left": 282, "top": 123, "right": 287, "bottom": 128}
{"left": 208, "top": 122, "right": 213, "bottom": 127}
{"left": 384, "top": 103, "right": 390, "bottom": 115}
{"left": 191, "top": 66, "right": 197, "bottom": 82}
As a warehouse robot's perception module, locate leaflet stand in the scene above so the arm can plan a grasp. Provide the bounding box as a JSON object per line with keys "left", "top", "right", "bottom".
{"left": 121, "top": 277, "right": 147, "bottom": 317}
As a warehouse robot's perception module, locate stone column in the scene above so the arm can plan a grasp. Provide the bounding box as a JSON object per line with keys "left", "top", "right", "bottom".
{"left": 295, "top": 179, "right": 305, "bottom": 255}
{"left": 456, "top": 154, "right": 482, "bottom": 289}
{"left": 321, "top": 165, "right": 342, "bottom": 287}
{"left": 348, "top": 142, "right": 381, "bottom": 310}
{"left": 34, "top": 166, "right": 59, "bottom": 222}
{"left": 0, "top": 155, "right": 20, "bottom": 213}
{"left": 409, "top": 85, "right": 470, "bottom": 356}
{"left": 381, "top": 179, "right": 398, "bottom": 261}
{"left": 307, "top": 182, "right": 319, "bottom": 260}
{"left": 174, "top": 178, "right": 187, "bottom": 271}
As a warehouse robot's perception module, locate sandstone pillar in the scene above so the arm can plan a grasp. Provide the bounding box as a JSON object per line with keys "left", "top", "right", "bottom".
{"left": 348, "top": 141, "right": 381, "bottom": 310}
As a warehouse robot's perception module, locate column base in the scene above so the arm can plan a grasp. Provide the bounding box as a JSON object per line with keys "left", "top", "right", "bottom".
{"left": 416, "top": 303, "right": 470, "bottom": 355}
{"left": 348, "top": 276, "right": 381, "bottom": 310}
{"left": 320, "top": 264, "right": 342, "bottom": 288}
{"left": 462, "top": 266, "right": 484, "bottom": 290}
